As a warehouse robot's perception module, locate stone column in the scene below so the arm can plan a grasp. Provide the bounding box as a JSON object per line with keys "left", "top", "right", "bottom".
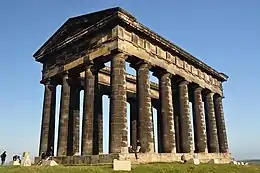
{"left": 129, "top": 99, "right": 138, "bottom": 150}
{"left": 93, "top": 89, "right": 103, "bottom": 155}
{"left": 109, "top": 53, "right": 128, "bottom": 153}
{"left": 67, "top": 82, "right": 80, "bottom": 156}
{"left": 192, "top": 86, "right": 207, "bottom": 153}
{"left": 214, "top": 94, "right": 229, "bottom": 153}
{"left": 82, "top": 64, "right": 95, "bottom": 155}
{"left": 178, "top": 80, "right": 193, "bottom": 153}
{"left": 157, "top": 72, "right": 176, "bottom": 153}
{"left": 135, "top": 62, "right": 154, "bottom": 153}
{"left": 39, "top": 80, "right": 56, "bottom": 156}
{"left": 57, "top": 72, "right": 71, "bottom": 156}
{"left": 204, "top": 92, "right": 219, "bottom": 153}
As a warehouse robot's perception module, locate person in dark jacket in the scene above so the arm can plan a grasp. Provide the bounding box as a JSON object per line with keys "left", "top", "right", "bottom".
{"left": 1, "top": 151, "right": 7, "bottom": 165}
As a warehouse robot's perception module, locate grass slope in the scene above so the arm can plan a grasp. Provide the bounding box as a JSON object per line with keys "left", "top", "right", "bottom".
{"left": 1, "top": 163, "right": 260, "bottom": 173}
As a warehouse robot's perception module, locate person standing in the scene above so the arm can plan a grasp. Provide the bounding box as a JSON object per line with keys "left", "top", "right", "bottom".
{"left": 1, "top": 151, "right": 7, "bottom": 165}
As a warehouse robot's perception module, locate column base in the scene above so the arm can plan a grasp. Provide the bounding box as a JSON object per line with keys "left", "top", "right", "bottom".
{"left": 34, "top": 153, "right": 232, "bottom": 165}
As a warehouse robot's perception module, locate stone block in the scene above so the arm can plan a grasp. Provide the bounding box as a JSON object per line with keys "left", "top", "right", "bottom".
{"left": 42, "top": 160, "right": 58, "bottom": 166}
{"left": 208, "top": 158, "right": 220, "bottom": 164}
{"left": 21, "top": 152, "right": 31, "bottom": 166}
{"left": 21, "top": 158, "right": 31, "bottom": 166}
{"left": 11, "top": 161, "right": 20, "bottom": 165}
{"left": 187, "top": 158, "right": 200, "bottom": 165}
{"left": 113, "top": 159, "right": 131, "bottom": 171}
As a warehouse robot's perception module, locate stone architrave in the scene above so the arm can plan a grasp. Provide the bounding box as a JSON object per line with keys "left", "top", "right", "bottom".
{"left": 39, "top": 80, "right": 56, "bottom": 156}
{"left": 178, "top": 80, "right": 193, "bottom": 153}
{"left": 82, "top": 64, "right": 96, "bottom": 155}
{"left": 204, "top": 92, "right": 219, "bottom": 153}
{"left": 57, "top": 72, "right": 71, "bottom": 156}
{"left": 192, "top": 86, "right": 207, "bottom": 153}
{"left": 214, "top": 94, "right": 229, "bottom": 153}
{"left": 135, "top": 62, "right": 154, "bottom": 153}
{"left": 157, "top": 71, "right": 176, "bottom": 153}
{"left": 109, "top": 53, "right": 128, "bottom": 153}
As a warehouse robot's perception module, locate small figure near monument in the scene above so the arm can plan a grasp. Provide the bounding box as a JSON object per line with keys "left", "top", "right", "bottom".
{"left": 13, "top": 155, "right": 21, "bottom": 163}
{"left": 1, "top": 151, "right": 7, "bottom": 165}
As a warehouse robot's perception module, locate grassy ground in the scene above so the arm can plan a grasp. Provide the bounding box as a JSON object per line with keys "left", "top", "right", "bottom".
{"left": 1, "top": 163, "right": 260, "bottom": 173}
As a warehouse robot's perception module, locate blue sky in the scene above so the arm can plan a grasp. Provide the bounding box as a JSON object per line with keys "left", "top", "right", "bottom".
{"left": 0, "top": 0, "right": 259, "bottom": 162}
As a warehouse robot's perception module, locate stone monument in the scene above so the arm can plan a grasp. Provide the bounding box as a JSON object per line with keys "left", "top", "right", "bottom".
{"left": 33, "top": 7, "right": 231, "bottom": 165}
{"left": 21, "top": 152, "right": 31, "bottom": 166}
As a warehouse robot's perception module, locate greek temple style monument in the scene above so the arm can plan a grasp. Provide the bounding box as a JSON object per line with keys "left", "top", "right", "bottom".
{"left": 33, "top": 7, "right": 231, "bottom": 164}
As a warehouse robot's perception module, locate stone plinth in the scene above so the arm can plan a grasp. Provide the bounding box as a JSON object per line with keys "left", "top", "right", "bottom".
{"left": 34, "top": 153, "right": 231, "bottom": 165}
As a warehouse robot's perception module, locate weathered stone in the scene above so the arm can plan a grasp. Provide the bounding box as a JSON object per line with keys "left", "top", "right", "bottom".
{"left": 67, "top": 82, "right": 80, "bottom": 156}
{"left": 93, "top": 89, "right": 103, "bottom": 154}
{"left": 21, "top": 152, "right": 31, "bottom": 166}
{"left": 82, "top": 65, "right": 95, "bottom": 155}
{"left": 57, "top": 73, "right": 70, "bottom": 156}
{"left": 113, "top": 159, "right": 131, "bottom": 171}
{"left": 129, "top": 99, "right": 138, "bottom": 150}
{"left": 39, "top": 80, "right": 56, "bottom": 156}
{"left": 157, "top": 72, "right": 176, "bottom": 153}
{"left": 109, "top": 53, "right": 128, "bottom": 153}
{"left": 136, "top": 62, "right": 154, "bottom": 153}
{"left": 178, "top": 80, "right": 193, "bottom": 153}
{"left": 34, "top": 7, "right": 231, "bottom": 164}
{"left": 208, "top": 158, "right": 220, "bottom": 164}
{"left": 187, "top": 158, "right": 200, "bottom": 165}
{"left": 214, "top": 94, "right": 229, "bottom": 153}
{"left": 172, "top": 86, "right": 181, "bottom": 153}
{"left": 204, "top": 92, "right": 219, "bottom": 153}
{"left": 192, "top": 86, "right": 207, "bottom": 153}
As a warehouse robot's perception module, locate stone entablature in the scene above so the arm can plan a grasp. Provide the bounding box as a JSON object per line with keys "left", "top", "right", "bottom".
{"left": 40, "top": 24, "right": 224, "bottom": 96}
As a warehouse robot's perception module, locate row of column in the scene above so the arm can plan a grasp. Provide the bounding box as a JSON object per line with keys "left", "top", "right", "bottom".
{"left": 39, "top": 52, "right": 229, "bottom": 156}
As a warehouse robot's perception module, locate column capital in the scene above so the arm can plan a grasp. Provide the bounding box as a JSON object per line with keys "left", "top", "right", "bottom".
{"left": 113, "top": 52, "right": 128, "bottom": 60}
{"left": 85, "top": 61, "right": 105, "bottom": 74}
{"left": 179, "top": 80, "right": 189, "bottom": 86}
{"left": 130, "top": 60, "right": 152, "bottom": 70}
{"left": 204, "top": 90, "right": 215, "bottom": 97}
{"left": 194, "top": 86, "right": 203, "bottom": 92}
{"left": 153, "top": 69, "right": 172, "bottom": 79}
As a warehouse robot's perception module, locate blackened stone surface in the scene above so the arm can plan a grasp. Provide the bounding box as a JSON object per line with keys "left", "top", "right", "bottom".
{"left": 204, "top": 92, "right": 219, "bottom": 153}
{"left": 57, "top": 73, "right": 71, "bottom": 156}
{"left": 93, "top": 88, "right": 103, "bottom": 154}
{"left": 192, "top": 87, "right": 207, "bottom": 153}
{"left": 129, "top": 99, "right": 138, "bottom": 150}
{"left": 154, "top": 103, "right": 163, "bottom": 153}
{"left": 82, "top": 65, "right": 95, "bottom": 155}
{"left": 136, "top": 63, "right": 154, "bottom": 153}
{"left": 178, "top": 81, "right": 193, "bottom": 153}
{"left": 109, "top": 53, "right": 128, "bottom": 153}
{"left": 214, "top": 95, "right": 229, "bottom": 153}
{"left": 67, "top": 84, "right": 80, "bottom": 156}
{"left": 158, "top": 72, "right": 176, "bottom": 153}
{"left": 172, "top": 84, "right": 181, "bottom": 153}
{"left": 39, "top": 82, "right": 56, "bottom": 156}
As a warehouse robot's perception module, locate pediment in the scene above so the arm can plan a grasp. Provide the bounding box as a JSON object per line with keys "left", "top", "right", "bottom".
{"left": 33, "top": 7, "right": 123, "bottom": 60}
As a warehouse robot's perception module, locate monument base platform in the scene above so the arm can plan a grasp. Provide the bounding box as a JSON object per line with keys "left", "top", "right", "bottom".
{"left": 34, "top": 153, "right": 232, "bottom": 165}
